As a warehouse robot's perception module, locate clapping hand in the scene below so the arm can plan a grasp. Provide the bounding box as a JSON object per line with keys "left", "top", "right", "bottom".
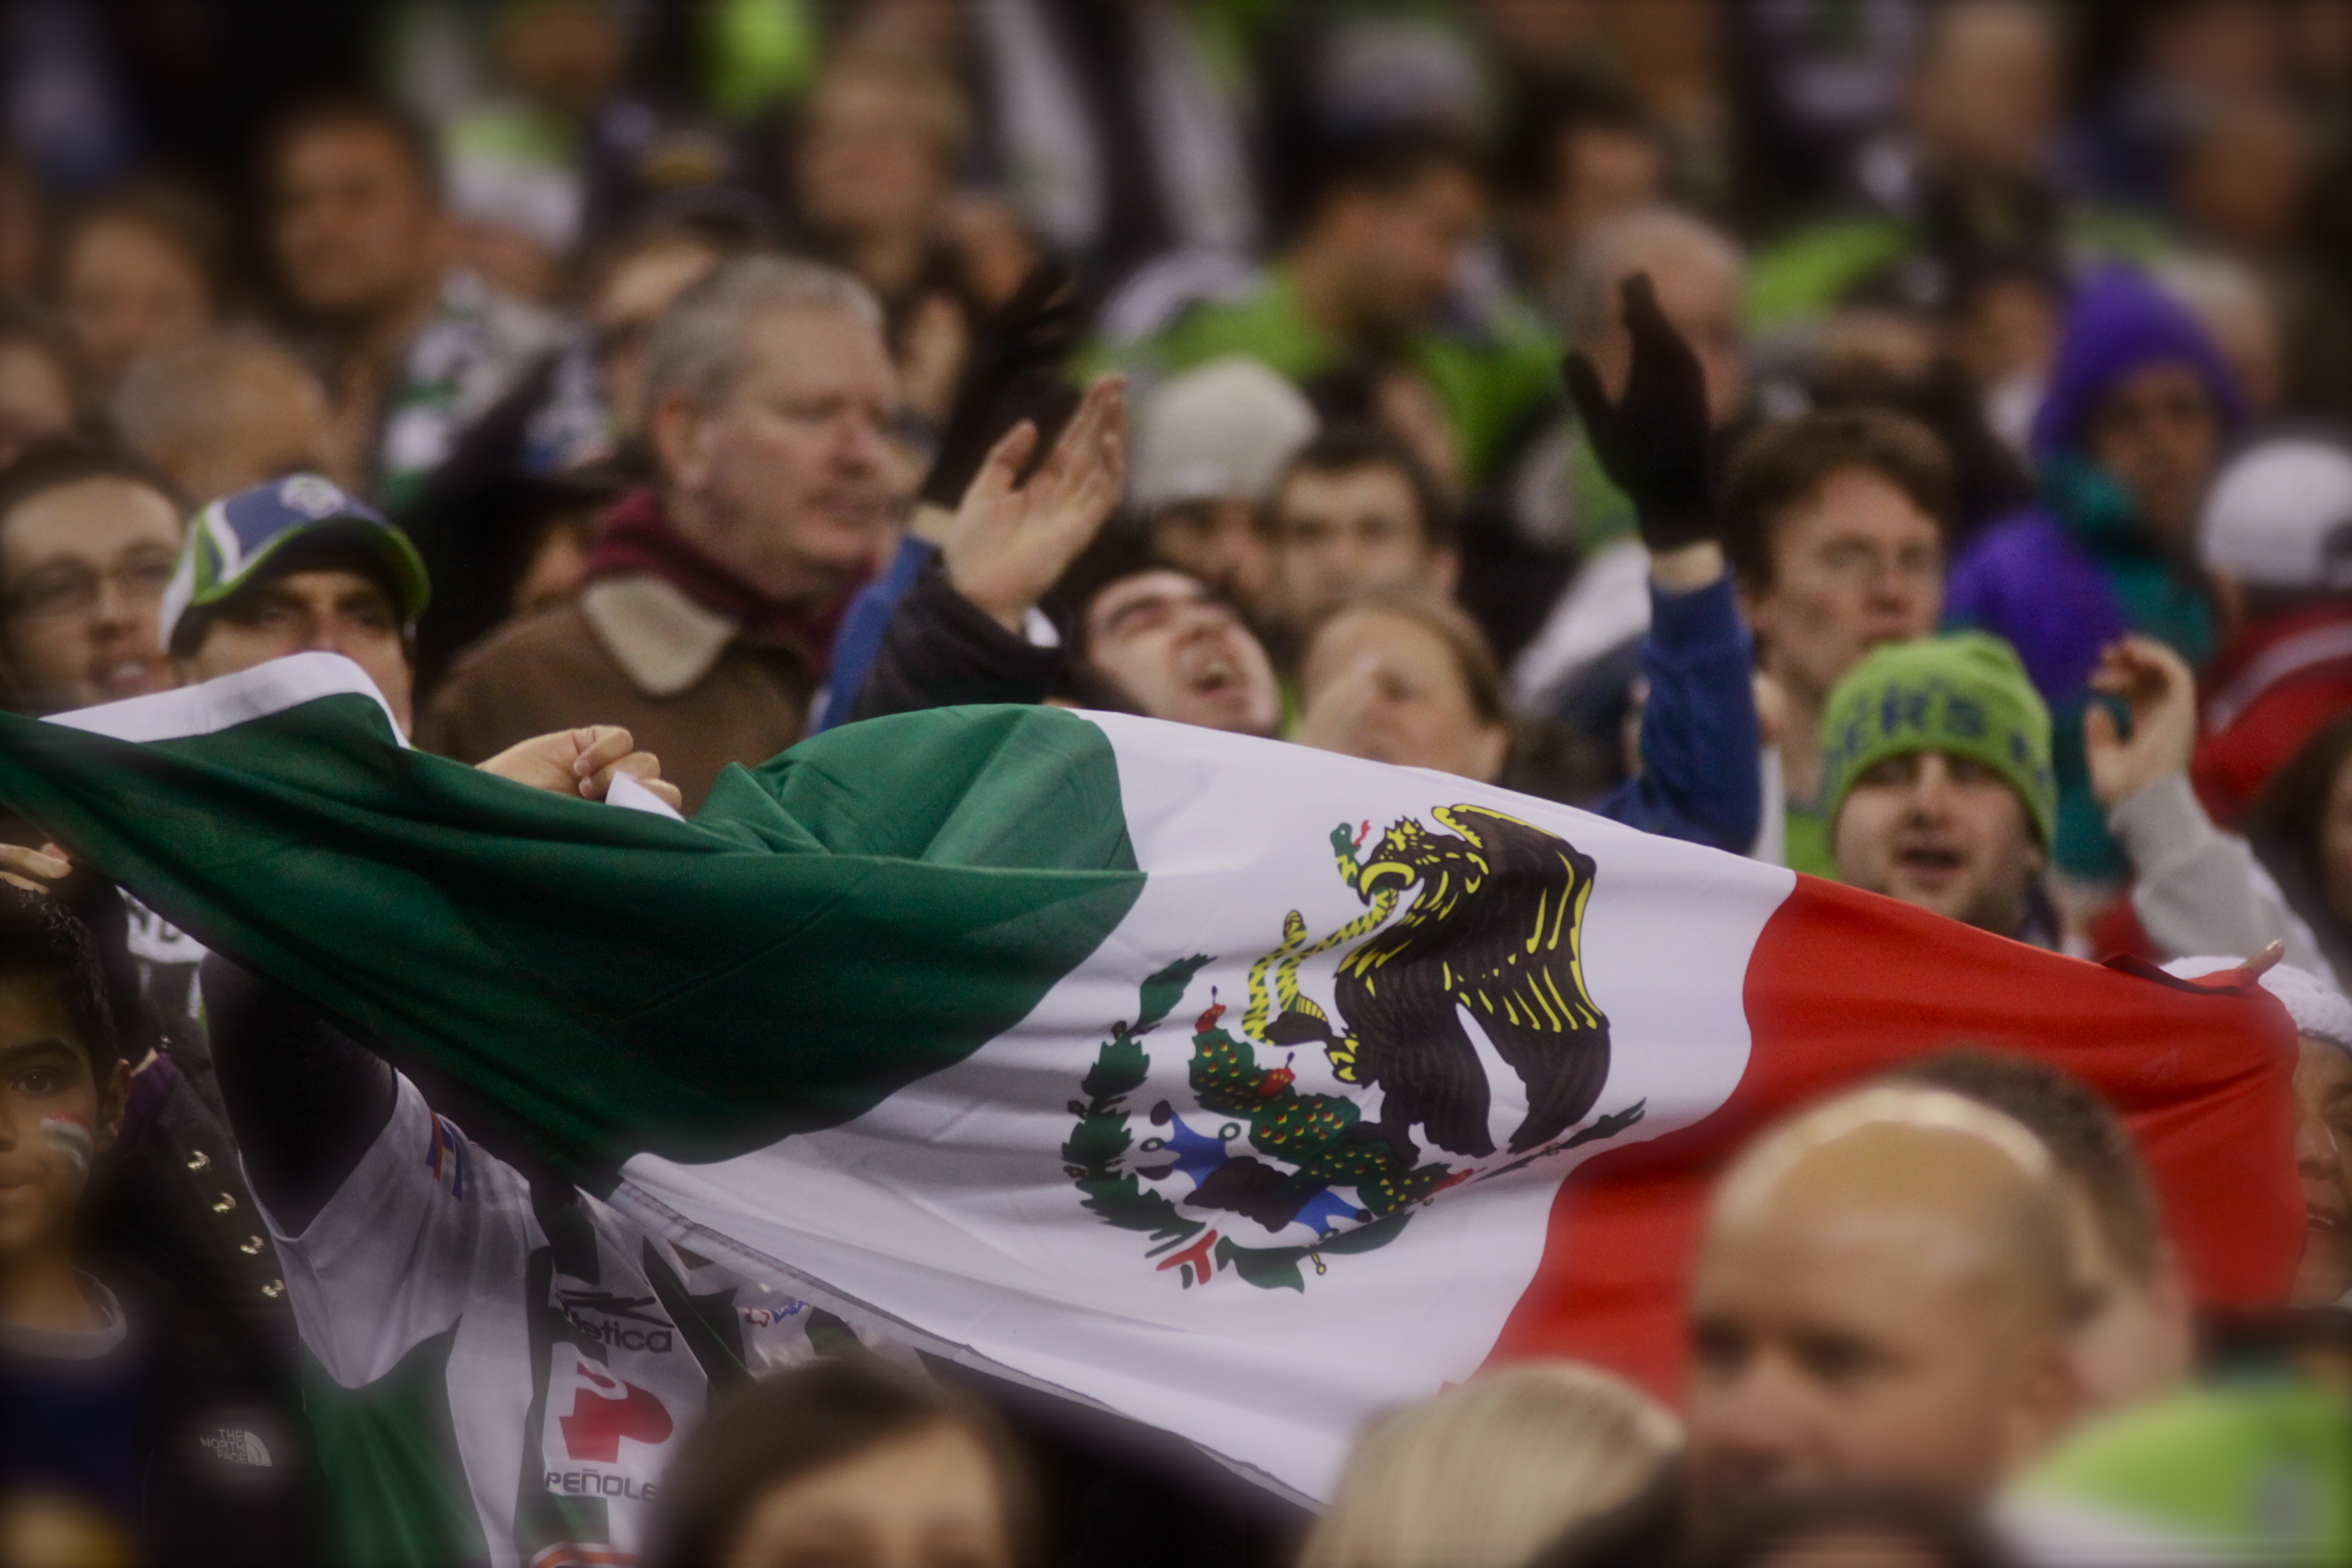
{"left": 946, "top": 374, "right": 1127, "bottom": 633}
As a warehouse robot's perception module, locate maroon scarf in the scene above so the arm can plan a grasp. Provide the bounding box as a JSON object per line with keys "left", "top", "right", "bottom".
{"left": 584, "top": 489, "right": 862, "bottom": 668}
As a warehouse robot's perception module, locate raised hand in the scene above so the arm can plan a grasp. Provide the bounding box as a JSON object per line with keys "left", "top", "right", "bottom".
{"left": 1562, "top": 272, "right": 1715, "bottom": 554}
{"left": 946, "top": 374, "right": 1127, "bottom": 632}
{"left": 2084, "top": 634, "right": 2199, "bottom": 811}
{"left": 476, "top": 726, "right": 684, "bottom": 810}
{"left": 1294, "top": 649, "right": 1391, "bottom": 760}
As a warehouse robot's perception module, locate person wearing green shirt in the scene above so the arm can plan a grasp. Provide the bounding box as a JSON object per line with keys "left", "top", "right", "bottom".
{"left": 2006, "top": 1380, "right": 2352, "bottom": 1565}
{"left": 1090, "top": 128, "right": 1558, "bottom": 490}
{"left": 1720, "top": 409, "right": 1955, "bottom": 875}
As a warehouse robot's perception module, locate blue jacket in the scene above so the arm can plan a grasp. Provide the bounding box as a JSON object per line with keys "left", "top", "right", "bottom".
{"left": 1597, "top": 572, "right": 1761, "bottom": 853}
{"left": 815, "top": 534, "right": 937, "bottom": 732}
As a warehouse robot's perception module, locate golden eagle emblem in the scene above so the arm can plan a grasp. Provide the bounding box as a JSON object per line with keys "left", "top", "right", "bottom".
{"left": 1254, "top": 805, "right": 1611, "bottom": 1162}
{"left": 1061, "top": 803, "right": 1629, "bottom": 1292}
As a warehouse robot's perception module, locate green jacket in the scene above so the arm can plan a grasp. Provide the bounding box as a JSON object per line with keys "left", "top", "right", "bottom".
{"left": 1748, "top": 206, "right": 2170, "bottom": 331}
{"left": 1091, "top": 266, "right": 1563, "bottom": 485}
{"left": 1782, "top": 796, "right": 1834, "bottom": 880}
{"left": 2009, "top": 1382, "right": 2352, "bottom": 1564}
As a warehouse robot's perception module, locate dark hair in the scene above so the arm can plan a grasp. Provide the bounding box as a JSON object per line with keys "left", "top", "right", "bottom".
{"left": 1305, "top": 125, "right": 1484, "bottom": 220}
{"left": 1721, "top": 408, "right": 1956, "bottom": 592}
{"left": 642, "top": 1359, "right": 1037, "bottom": 1568}
{"left": 1887, "top": 1048, "right": 2163, "bottom": 1281}
{"left": 1052, "top": 530, "right": 1252, "bottom": 711}
{"left": 260, "top": 93, "right": 444, "bottom": 203}
{"left": 56, "top": 180, "right": 233, "bottom": 315}
{"left": 0, "top": 438, "right": 186, "bottom": 555}
{"left": 2249, "top": 712, "right": 2352, "bottom": 958}
{"left": 0, "top": 298, "right": 101, "bottom": 432}
{"left": 1493, "top": 76, "right": 1656, "bottom": 205}
{"left": 0, "top": 881, "right": 120, "bottom": 1074}
{"left": 1693, "top": 1486, "right": 2016, "bottom": 1568}
{"left": 167, "top": 526, "right": 411, "bottom": 659}
{"left": 1305, "top": 587, "right": 1506, "bottom": 726}
{"left": 1054, "top": 523, "right": 1165, "bottom": 658}
{"left": 1277, "top": 422, "right": 1456, "bottom": 551}
{"left": 1806, "top": 357, "right": 2036, "bottom": 531}
{"left": 2253, "top": 710, "right": 2352, "bottom": 863}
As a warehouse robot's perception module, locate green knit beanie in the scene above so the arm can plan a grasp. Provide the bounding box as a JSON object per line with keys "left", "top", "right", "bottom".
{"left": 1819, "top": 632, "right": 2057, "bottom": 848}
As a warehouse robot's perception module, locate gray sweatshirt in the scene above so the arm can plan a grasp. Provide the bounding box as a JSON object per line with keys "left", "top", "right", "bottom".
{"left": 2107, "top": 772, "right": 2336, "bottom": 985}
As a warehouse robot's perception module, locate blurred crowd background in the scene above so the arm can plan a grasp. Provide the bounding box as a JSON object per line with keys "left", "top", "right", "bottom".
{"left": 6, "top": 0, "right": 2348, "bottom": 630}
{"left": 7, "top": 5, "right": 2352, "bottom": 1567}
{"left": 8, "top": 0, "right": 2352, "bottom": 909}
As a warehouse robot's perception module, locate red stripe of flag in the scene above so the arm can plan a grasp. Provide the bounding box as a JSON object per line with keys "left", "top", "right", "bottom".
{"left": 1485, "top": 876, "right": 2302, "bottom": 1405}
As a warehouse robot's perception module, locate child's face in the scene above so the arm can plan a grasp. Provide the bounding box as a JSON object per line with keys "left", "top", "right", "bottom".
{"left": 0, "top": 969, "right": 122, "bottom": 1262}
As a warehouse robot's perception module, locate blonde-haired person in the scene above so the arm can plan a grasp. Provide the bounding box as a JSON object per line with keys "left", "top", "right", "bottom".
{"left": 1301, "top": 1361, "right": 1681, "bottom": 1568}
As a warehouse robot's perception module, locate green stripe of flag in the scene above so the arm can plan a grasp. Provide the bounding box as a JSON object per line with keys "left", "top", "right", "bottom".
{"left": 0, "top": 694, "right": 1142, "bottom": 1173}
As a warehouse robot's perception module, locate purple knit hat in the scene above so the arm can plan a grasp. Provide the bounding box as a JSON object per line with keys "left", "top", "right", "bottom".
{"left": 2029, "top": 266, "right": 2250, "bottom": 462}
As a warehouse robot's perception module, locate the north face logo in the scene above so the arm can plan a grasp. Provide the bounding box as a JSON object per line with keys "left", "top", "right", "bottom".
{"left": 558, "top": 1367, "right": 672, "bottom": 1462}
{"left": 199, "top": 1428, "right": 273, "bottom": 1467}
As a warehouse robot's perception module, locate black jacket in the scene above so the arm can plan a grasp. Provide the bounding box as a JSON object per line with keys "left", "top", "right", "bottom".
{"left": 847, "top": 559, "right": 1066, "bottom": 725}
{"left": 97, "top": 1021, "right": 297, "bottom": 1348}
{"left": 2, "top": 1252, "right": 324, "bottom": 1567}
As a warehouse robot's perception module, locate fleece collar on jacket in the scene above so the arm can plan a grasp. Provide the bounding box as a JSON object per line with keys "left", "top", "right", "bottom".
{"left": 578, "top": 575, "right": 740, "bottom": 698}
{"left": 578, "top": 489, "right": 862, "bottom": 696}
{"left": 2030, "top": 265, "right": 2247, "bottom": 463}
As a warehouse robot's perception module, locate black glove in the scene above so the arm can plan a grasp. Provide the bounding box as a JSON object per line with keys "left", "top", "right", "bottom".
{"left": 1562, "top": 272, "right": 1716, "bottom": 553}
{"left": 918, "top": 261, "right": 1085, "bottom": 510}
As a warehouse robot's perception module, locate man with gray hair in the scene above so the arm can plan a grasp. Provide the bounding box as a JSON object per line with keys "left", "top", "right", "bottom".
{"left": 421, "top": 255, "right": 913, "bottom": 808}
{"left": 1563, "top": 208, "right": 1748, "bottom": 438}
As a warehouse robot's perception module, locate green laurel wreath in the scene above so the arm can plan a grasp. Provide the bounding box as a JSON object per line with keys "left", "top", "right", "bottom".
{"left": 1061, "top": 956, "right": 1210, "bottom": 1256}
{"left": 1060, "top": 955, "right": 1420, "bottom": 1293}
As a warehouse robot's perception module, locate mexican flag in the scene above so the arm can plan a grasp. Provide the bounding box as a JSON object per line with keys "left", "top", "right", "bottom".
{"left": 0, "top": 655, "right": 2302, "bottom": 1504}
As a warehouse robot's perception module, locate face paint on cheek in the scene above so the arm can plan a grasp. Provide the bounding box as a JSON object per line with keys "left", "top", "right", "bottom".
{"left": 39, "top": 1114, "right": 94, "bottom": 1174}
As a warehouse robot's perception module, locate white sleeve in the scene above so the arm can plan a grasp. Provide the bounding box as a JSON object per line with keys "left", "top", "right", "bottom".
{"left": 257, "top": 1073, "right": 538, "bottom": 1388}
{"left": 2112, "top": 772, "right": 2337, "bottom": 983}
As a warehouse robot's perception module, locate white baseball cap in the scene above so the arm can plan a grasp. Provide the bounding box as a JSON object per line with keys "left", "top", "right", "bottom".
{"left": 2198, "top": 437, "right": 2352, "bottom": 592}
{"left": 1129, "top": 357, "right": 1319, "bottom": 514}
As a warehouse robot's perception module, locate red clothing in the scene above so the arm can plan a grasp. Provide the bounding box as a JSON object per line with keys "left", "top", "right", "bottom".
{"left": 421, "top": 491, "right": 870, "bottom": 810}
{"left": 2193, "top": 600, "right": 2352, "bottom": 825}
{"left": 586, "top": 488, "right": 860, "bottom": 664}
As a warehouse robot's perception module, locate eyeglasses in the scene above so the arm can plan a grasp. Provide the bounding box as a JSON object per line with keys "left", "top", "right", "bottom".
{"left": 4, "top": 554, "right": 177, "bottom": 623}
{"left": 1811, "top": 539, "right": 1944, "bottom": 582}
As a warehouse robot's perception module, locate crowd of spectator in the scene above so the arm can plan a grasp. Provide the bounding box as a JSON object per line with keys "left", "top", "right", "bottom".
{"left": 1, "top": 1, "right": 2350, "bottom": 1565}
